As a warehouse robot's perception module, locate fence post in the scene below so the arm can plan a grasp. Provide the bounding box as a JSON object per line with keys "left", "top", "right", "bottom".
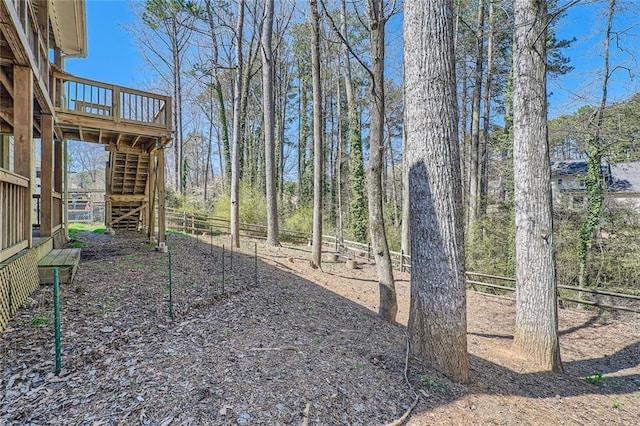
{"left": 183, "top": 211, "right": 187, "bottom": 233}
{"left": 53, "top": 268, "right": 61, "bottom": 375}
{"left": 168, "top": 251, "right": 174, "bottom": 319}
{"left": 222, "top": 245, "right": 225, "bottom": 293}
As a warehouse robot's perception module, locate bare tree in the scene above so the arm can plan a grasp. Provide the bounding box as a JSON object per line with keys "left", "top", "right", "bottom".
{"left": 467, "top": 0, "right": 485, "bottom": 228}
{"left": 512, "top": 0, "right": 562, "bottom": 372}
{"left": 262, "top": 0, "right": 279, "bottom": 246}
{"left": 310, "top": 0, "right": 323, "bottom": 268}
{"left": 578, "top": 0, "right": 615, "bottom": 289}
{"left": 136, "top": 0, "right": 194, "bottom": 194}
{"left": 404, "top": 0, "right": 470, "bottom": 383}
{"left": 230, "top": 0, "right": 245, "bottom": 248}
{"left": 367, "top": 0, "right": 397, "bottom": 322}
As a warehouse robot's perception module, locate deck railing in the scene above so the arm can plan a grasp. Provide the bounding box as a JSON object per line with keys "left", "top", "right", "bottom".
{"left": 11, "top": 0, "right": 49, "bottom": 92}
{"left": 0, "top": 169, "right": 29, "bottom": 262}
{"left": 52, "top": 72, "right": 171, "bottom": 130}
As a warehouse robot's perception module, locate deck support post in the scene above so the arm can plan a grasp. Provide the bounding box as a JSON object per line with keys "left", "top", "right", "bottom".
{"left": 147, "top": 149, "right": 157, "bottom": 241}
{"left": 13, "top": 66, "right": 33, "bottom": 248}
{"left": 157, "top": 147, "right": 166, "bottom": 245}
{"left": 54, "top": 137, "right": 63, "bottom": 229}
{"left": 41, "top": 114, "right": 54, "bottom": 237}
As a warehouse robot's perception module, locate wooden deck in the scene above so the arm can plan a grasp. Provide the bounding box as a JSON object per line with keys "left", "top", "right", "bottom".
{"left": 38, "top": 248, "right": 81, "bottom": 284}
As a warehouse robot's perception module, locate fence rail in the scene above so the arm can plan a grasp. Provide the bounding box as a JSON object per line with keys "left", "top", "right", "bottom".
{"left": 326, "top": 237, "right": 639, "bottom": 314}
{"left": 164, "top": 209, "right": 639, "bottom": 314}
{"left": 165, "top": 208, "right": 308, "bottom": 242}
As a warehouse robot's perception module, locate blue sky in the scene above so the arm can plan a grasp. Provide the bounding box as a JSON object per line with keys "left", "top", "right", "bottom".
{"left": 550, "top": 0, "right": 640, "bottom": 117}
{"left": 65, "top": 0, "right": 639, "bottom": 119}
{"left": 64, "top": 0, "right": 144, "bottom": 88}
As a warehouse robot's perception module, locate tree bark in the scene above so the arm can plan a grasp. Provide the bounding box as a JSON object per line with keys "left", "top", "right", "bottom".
{"left": 262, "top": 0, "right": 279, "bottom": 246}
{"left": 468, "top": 0, "right": 485, "bottom": 228}
{"left": 404, "top": 0, "right": 469, "bottom": 383}
{"left": 230, "top": 0, "right": 245, "bottom": 248}
{"left": 310, "top": 0, "right": 323, "bottom": 268}
{"left": 512, "top": 0, "right": 563, "bottom": 372}
{"left": 367, "top": 0, "right": 397, "bottom": 323}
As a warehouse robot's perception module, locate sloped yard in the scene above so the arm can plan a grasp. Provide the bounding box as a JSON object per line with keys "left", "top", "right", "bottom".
{"left": 1, "top": 231, "right": 639, "bottom": 425}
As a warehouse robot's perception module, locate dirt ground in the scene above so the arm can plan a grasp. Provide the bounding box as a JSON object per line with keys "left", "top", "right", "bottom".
{"left": 1, "top": 230, "right": 639, "bottom": 425}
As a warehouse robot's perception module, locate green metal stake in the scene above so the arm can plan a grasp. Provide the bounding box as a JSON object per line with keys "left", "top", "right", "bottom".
{"left": 221, "top": 245, "right": 225, "bottom": 294}
{"left": 210, "top": 226, "right": 213, "bottom": 255}
{"left": 254, "top": 242, "right": 257, "bottom": 287}
{"left": 168, "top": 251, "right": 174, "bottom": 319}
{"left": 53, "top": 268, "right": 61, "bottom": 376}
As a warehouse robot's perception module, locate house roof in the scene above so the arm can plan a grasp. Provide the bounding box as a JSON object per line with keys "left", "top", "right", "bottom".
{"left": 609, "top": 162, "right": 640, "bottom": 193}
{"left": 49, "top": 0, "right": 87, "bottom": 57}
{"left": 550, "top": 160, "right": 589, "bottom": 176}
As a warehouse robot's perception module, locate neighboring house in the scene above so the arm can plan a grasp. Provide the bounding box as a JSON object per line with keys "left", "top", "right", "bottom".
{"left": 550, "top": 159, "right": 640, "bottom": 209}
{"left": 608, "top": 161, "right": 640, "bottom": 210}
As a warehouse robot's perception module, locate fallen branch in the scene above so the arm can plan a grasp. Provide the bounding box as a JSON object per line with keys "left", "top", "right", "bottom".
{"left": 248, "top": 346, "right": 299, "bottom": 352}
{"left": 302, "top": 402, "right": 311, "bottom": 426}
{"left": 383, "top": 333, "right": 420, "bottom": 426}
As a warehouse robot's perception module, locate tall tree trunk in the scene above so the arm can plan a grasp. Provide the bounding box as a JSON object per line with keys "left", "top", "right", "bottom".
{"left": 400, "top": 132, "right": 410, "bottom": 257}
{"left": 298, "top": 71, "right": 309, "bottom": 203}
{"left": 578, "top": 0, "right": 615, "bottom": 289}
{"left": 262, "top": 0, "right": 279, "bottom": 246}
{"left": 310, "top": 0, "right": 323, "bottom": 268}
{"left": 230, "top": 0, "right": 245, "bottom": 248}
{"left": 336, "top": 77, "right": 345, "bottom": 242}
{"left": 512, "top": 0, "right": 562, "bottom": 372}
{"left": 367, "top": 0, "right": 396, "bottom": 323}
{"left": 340, "top": 0, "right": 367, "bottom": 243}
{"left": 204, "top": 0, "right": 230, "bottom": 187}
{"left": 479, "top": 0, "right": 494, "bottom": 219}
{"left": 405, "top": 0, "right": 469, "bottom": 383}
{"left": 468, "top": 0, "right": 485, "bottom": 228}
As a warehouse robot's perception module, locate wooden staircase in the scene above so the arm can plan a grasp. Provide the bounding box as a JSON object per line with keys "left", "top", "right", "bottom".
{"left": 106, "top": 151, "right": 152, "bottom": 231}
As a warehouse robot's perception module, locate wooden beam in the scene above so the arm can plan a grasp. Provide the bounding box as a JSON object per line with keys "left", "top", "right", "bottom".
{"left": 0, "top": 66, "right": 13, "bottom": 98}
{"left": 55, "top": 112, "right": 169, "bottom": 139}
{"left": 131, "top": 135, "right": 141, "bottom": 148}
{"left": 157, "top": 147, "right": 165, "bottom": 244}
{"left": 147, "top": 151, "right": 157, "bottom": 240}
{"left": 13, "top": 66, "right": 33, "bottom": 248}
{"left": 0, "top": 107, "right": 13, "bottom": 127}
{"left": 105, "top": 144, "right": 145, "bottom": 154}
{"left": 105, "top": 153, "right": 113, "bottom": 227}
{"left": 110, "top": 203, "right": 146, "bottom": 225}
{"left": 0, "top": 135, "right": 9, "bottom": 167}
{"left": 54, "top": 139, "right": 63, "bottom": 192}
{"left": 40, "top": 114, "right": 53, "bottom": 236}
{"left": 107, "top": 194, "right": 146, "bottom": 202}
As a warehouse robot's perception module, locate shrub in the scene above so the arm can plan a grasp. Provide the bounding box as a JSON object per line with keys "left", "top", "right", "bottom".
{"left": 284, "top": 205, "right": 313, "bottom": 235}
{"left": 212, "top": 181, "right": 267, "bottom": 225}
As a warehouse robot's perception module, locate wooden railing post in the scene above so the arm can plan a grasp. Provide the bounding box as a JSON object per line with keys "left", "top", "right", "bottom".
{"left": 14, "top": 66, "right": 33, "bottom": 248}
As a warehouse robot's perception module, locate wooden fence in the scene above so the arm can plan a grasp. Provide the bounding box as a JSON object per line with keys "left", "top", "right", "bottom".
{"left": 165, "top": 209, "right": 639, "bottom": 314}
{"left": 165, "top": 208, "right": 308, "bottom": 242}
{"left": 322, "top": 236, "right": 639, "bottom": 314}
